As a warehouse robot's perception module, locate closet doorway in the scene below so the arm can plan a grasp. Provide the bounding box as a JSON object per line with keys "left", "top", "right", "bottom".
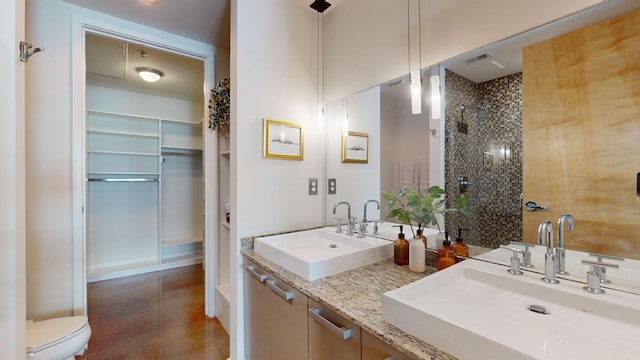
{"left": 80, "top": 30, "right": 215, "bottom": 313}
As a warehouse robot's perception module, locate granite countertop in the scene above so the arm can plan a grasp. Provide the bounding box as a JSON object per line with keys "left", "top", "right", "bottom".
{"left": 242, "top": 246, "right": 459, "bottom": 360}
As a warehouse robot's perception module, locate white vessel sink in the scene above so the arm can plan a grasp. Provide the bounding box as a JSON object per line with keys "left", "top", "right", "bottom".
{"left": 383, "top": 259, "right": 640, "bottom": 360}
{"left": 476, "top": 246, "right": 640, "bottom": 294}
{"left": 254, "top": 227, "right": 393, "bottom": 281}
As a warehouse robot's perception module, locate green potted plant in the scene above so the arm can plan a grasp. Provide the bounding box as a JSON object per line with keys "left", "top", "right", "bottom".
{"left": 382, "top": 186, "right": 471, "bottom": 237}
{"left": 208, "top": 78, "right": 230, "bottom": 131}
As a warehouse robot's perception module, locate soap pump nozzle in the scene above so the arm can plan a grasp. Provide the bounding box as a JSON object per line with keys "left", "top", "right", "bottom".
{"left": 456, "top": 228, "right": 468, "bottom": 242}
{"left": 393, "top": 224, "right": 405, "bottom": 239}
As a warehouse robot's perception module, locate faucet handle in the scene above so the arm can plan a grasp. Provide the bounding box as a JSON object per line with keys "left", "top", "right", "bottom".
{"left": 500, "top": 245, "right": 524, "bottom": 275}
{"left": 589, "top": 253, "right": 623, "bottom": 283}
{"left": 508, "top": 241, "right": 535, "bottom": 268}
{"left": 581, "top": 259, "right": 619, "bottom": 294}
{"left": 356, "top": 222, "right": 367, "bottom": 238}
{"left": 371, "top": 220, "right": 383, "bottom": 235}
{"left": 588, "top": 253, "right": 624, "bottom": 262}
{"left": 333, "top": 217, "right": 343, "bottom": 233}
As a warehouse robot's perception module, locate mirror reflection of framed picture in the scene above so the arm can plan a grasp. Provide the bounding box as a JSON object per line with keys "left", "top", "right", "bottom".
{"left": 341, "top": 131, "right": 368, "bottom": 163}
{"left": 262, "top": 118, "right": 304, "bottom": 161}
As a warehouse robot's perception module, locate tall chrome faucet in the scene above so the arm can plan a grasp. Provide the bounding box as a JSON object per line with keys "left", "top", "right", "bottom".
{"left": 537, "top": 221, "right": 559, "bottom": 284}
{"left": 333, "top": 201, "right": 352, "bottom": 236}
{"left": 556, "top": 214, "right": 574, "bottom": 275}
{"left": 363, "top": 199, "right": 380, "bottom": 223}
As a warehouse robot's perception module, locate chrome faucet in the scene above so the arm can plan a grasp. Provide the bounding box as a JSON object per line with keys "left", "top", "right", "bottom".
{"left": 332, "top": 201, "right": 353, "bottom": 236}
{"left": 363, "top": 199, "right": 380, "bottom": 222}
{"left": 556, "top": 214, "right": 574, "bottom": 275}
{"left": 537, "top": 221, "right": 559, "bottom": 284}
{"left": 362, "top": 200, "right": 380, "bottom": 233}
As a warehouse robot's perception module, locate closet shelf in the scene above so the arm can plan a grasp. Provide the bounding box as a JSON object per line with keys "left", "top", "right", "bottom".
{"left": 88, "top": 109, "right": 198, "bottom": 125}
{"left": 162, "top": 118, "right": 202, "bottom": 126}
{"left": 161, "top": 146, "right": 203, "bottom": 154}
{"left": 88, "top": 129, "right": 159, "bottom": 138}
{"left": 161, "top": 238, "right": 203, "bottom": 246}
{"left": 87, "top": 109, "right": 161, "bottom": 121}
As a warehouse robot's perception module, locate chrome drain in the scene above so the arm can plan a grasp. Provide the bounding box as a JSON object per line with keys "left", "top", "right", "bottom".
{"left": 329, "top": 244, "right": 337, "bottom": 248}
{"left": 527, "top": 304, "right": 549, "bottom": 315}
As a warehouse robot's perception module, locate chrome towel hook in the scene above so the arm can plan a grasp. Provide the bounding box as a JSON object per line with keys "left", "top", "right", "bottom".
{"left": 524, "top": 201, "right": 549, "bottom": 212}
{"left": 20, "top": 41, "right": 44, "bottom": 62}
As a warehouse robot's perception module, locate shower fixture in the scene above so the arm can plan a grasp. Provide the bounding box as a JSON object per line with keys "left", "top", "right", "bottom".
{"left": 458, "top": 176, "right": 470, "bottom": 193}
{"left": 461, "top": 103, "right": 490, "bottom": 121}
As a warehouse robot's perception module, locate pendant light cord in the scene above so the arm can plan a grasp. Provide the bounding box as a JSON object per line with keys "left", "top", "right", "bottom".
{"left": 418, "top": 0, "right": 422, "bottom": 72}
{"left": 317, "top": 12, "right": 321, "bottom": 108}
{"left": 407, "top": 0, "right": 423, "bottom": 73}
{"left": 407, "top": 0, "right": 410, "bottom": 72}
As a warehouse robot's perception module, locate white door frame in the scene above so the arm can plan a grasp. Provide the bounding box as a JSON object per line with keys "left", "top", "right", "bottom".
{"left": 69, "top": 12, "right": 217, "bottom": 316}
{"left": 1, "top": 0, "right": 26, "bottom": 357}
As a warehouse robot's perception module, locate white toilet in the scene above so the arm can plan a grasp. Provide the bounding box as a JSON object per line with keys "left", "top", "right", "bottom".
{"left": 26, "top": 316, "right": 91, "bottom": 360}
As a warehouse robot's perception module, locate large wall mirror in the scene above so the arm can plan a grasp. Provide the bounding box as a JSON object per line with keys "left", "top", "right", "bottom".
{"left": 324, "top": 0, "right": 640, "bottom": 294}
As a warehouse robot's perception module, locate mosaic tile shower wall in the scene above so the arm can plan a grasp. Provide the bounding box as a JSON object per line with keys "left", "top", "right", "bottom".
{"left": 444, "top": 70, "right": 523, "bottom": 249}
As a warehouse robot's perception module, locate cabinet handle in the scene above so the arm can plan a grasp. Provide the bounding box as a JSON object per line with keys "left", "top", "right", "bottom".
{"left": 308, "top": 307, "right": 352, "bottom": 340}
{"left": 267, "top": 280, "right": 294, "bottom": 301}
{"left": 245, "top": 265, "right": 267, "bottom": 283}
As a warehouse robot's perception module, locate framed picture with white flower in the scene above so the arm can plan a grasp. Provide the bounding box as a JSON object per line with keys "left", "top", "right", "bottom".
{"left": 341, "top": 131, "right": 368, "bottom": 163}
{"left": 262, "top": 118, "right": 304, "bottom": 161}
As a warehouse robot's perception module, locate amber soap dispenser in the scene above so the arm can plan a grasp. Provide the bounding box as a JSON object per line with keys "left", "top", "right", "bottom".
{"left": 393, "top": 225, "right": 409, "bottom": 266}
{"left": 437, "top": 231, "right": 456, "bottom": 270}
{"left": 414, "top": 224, "right": 428, "bottom": 248}
{"left": 452, "top": 228, "right": 469, "bottom": 257}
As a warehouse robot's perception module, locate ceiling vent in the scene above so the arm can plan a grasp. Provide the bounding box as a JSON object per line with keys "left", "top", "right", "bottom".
{"left": 463, "top": 53, "right": 493, "bottom": 65}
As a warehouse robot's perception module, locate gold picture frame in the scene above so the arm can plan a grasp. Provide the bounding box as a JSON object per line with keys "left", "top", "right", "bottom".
{"left": 341, "top": 131, "right": 368, "bottom": 163}
{"left": 262, "top": 118, "right": 304, "bottom": 161}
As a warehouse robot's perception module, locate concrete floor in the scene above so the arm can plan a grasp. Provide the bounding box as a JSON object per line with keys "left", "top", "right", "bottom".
{"left": 80, "top": 265, "right": 230, "bottom": 359}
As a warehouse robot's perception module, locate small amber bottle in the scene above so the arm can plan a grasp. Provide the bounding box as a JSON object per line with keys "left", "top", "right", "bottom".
{"left": 414, "top": 227, "right": 428, "bottom": 249}
{"left": 452, "top": 228, "right": 469, "bottom": 257}
{"left": 393, "top": 225, "right": 409, "bottom": 266}
{"left": 437, "top": 231, "right": 456, "bottom": 270}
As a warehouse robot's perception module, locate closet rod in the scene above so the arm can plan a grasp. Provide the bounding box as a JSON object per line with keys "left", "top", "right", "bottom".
{"left": 87, "top": 178, "right": 159, "bottom": 182}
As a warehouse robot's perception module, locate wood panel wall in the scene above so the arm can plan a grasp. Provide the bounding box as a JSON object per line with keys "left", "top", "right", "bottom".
{"left": 522, "top": 10, "right": 640, "bottom": 259}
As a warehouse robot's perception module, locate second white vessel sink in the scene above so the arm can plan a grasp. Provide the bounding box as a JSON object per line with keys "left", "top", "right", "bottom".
{"left": 254, "top": 227, "right": 393, "bottom": 281}
{"left": 383, "top": 259, "right": 640, "bottom": 360}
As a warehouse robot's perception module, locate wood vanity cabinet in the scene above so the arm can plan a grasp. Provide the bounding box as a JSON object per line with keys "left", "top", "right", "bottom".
{"left": 243, "top": 258, "right": 308, "bottom": 360}
{"left": 244, "top": 259, "right": 269, "bottom": 360}
{"left": 308, "top": 299, "right": 361, "bottom": 360}
{"left": 244, "top": 257, "right": 413, "bottom": 360}
{"left": 362, "top": 331, "right": 412, "bottom": 360}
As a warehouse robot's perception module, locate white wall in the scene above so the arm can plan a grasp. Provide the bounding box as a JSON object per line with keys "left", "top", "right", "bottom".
{"left": 25, "top": 0, "right": 74, "bottom": 320}
{"left": 231, "top": 0, "right": 324, "bottom": 358}
{"left": 25, "top": 0, "right": 215, "bottom": 320}
{"left": 323, "top": 0, "right": 603, "bottom": 102}
{"left": 216, "top": 47, "right": 231, "bottom": 82}
{"left": 1, "top": 0, "right": 26, "bottom": 358}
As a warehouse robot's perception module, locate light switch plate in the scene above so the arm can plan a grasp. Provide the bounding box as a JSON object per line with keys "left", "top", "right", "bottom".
{"left": 328, "top": 178, "right": 336, "bottom": 195}
{"left": 309, "top": 178, "right": 318, "bottom": 195}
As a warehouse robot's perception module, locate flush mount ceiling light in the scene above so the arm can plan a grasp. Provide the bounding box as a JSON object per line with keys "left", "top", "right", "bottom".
{"left": 310, "top": 0, "right": 331, "bottom": 13}
{"left": 135, "top": 67, "right": 164, "bottom": 82}
{"left": 135, "top": 49, "right": 163, "bottom": 83}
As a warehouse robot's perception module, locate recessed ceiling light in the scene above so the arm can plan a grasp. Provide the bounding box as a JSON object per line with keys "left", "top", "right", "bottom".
{"left": 135, "top": 67, "right": 164, "bottom": 82}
